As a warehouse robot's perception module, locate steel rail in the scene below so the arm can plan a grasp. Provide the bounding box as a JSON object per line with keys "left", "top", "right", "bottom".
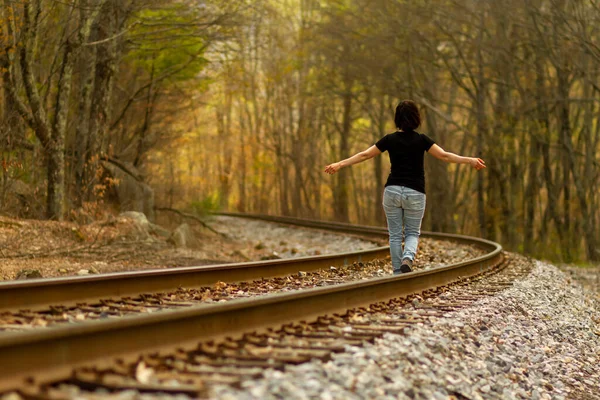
{"left": 217, "top": 212, "right": 491, "bottom": 247}
{"left": 0, "top": 213, "right": 484, "bottom": 312}
{"left": 0, "top": 216, "right": 502, "bottom": 394}
{"left": 0, "top": 216, "right": 390, "bottom": 312}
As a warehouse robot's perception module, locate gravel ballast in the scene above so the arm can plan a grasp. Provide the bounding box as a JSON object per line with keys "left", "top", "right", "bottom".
{"left": 212, "top": 259, "right": 600, "bottom": 400}
{"left": 0, "top": 216, "right": 485, "bottom": 331}
{"left": 213, "top": 215, "right": 485, "bottom": 271}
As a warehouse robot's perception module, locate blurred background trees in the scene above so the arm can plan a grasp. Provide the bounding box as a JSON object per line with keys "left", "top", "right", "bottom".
{"left": 1, "top": 0, "right": 599, "bottom": 263}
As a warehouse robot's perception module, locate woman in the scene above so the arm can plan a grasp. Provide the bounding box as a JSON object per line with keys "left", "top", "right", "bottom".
{"left": 325, "top": 100, "right": 486, "bottom": 275}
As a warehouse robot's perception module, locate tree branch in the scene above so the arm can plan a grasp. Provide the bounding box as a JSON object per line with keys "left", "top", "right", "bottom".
{"left": 154, "top": 207, "right": 228, "bottom": 238}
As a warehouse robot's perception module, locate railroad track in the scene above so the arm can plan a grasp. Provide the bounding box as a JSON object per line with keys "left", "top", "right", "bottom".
{"left": 0, "top": 214, "right": 391, "bottom": 313}
{"left": 0, "top": 214, "right": 516, "bottom": 398}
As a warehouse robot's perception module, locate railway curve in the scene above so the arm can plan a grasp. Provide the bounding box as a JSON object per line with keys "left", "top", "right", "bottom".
{"left": 0, "top": 214, "right": 505, "bottom": 396}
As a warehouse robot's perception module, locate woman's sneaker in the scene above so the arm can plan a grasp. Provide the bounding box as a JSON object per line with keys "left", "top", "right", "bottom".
{"left": 400, "top": 258, "right": 413, "bottom": 273}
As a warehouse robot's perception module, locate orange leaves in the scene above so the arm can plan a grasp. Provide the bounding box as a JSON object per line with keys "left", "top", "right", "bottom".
{"left": 1, "top": 159, "right": 23, "bottom": 173}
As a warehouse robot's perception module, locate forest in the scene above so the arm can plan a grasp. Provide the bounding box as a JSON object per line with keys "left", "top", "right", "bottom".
{"left": 0, "top": 0, "right": 598, "bottom": 263}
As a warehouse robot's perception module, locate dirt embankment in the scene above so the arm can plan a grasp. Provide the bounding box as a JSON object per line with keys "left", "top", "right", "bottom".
{"left": 0, "top": 214, "right": 381, "bottom": 281}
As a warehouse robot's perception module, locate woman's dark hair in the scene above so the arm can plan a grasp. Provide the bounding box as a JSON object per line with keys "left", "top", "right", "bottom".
{"left": 394, "top": 100, "right": 421, "bottom": 131}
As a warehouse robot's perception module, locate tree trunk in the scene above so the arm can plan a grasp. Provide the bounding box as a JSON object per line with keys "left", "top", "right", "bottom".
{"left": 475, "top": 13, "right": 487, "bottom": 238}
{"left": 523, "top": 137, "right": 540, "bottom": 254}
{"left": 422, "top": 76, "right": 451, "bottom": 232}
{"left": 46, "top": 142, "right": 65, "bottom": 219}
{"left": 534, "top": 51, "right": 566, "bottom": 258}
{"left": 237, "top": 110, "right": 247, "bottom": 212}
{"left": 373, "top": 94, "right": 386, "bottom": 225}
{"left": 557, "top": 66, "right": 574, "bottom": 262}
{"left": 334, "top": 83, "right": 352, "bottom": 222}
{"left": 74, "top": 44, "right": 97, "bottom": 208}
{"left": 86, "top": 6, "right": 118, "bottom": 201}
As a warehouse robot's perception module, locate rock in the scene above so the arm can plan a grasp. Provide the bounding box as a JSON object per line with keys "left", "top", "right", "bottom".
{"left": 71, "top": 227, "right": 86, "bottom": 242}
{"left": 149, "top": 223, "right": 170, "bottom": 238}
{"left": 102, "top": 160, "right": 155, "bottom": 221}
{"left": 1, "top": 392, "right": 24, "bottom": 400}
{"left": 168, "top": 223, "right": 194, "bottom": 248}
{"left": 6, "top": 180, "right": 35, "bottom": 219}
{"left": 231, "top": 250, "right": 250, "bottom": 260}
{"left": 93, "top": 261, "right": 107, "bottom": 267}
{"left": 433, "top": 391, "right": 448, "bottom": 400}
{"left": 135, "top": 362, "right": 154, "bottom": 384}
{"left": 58, "top": 268, "right": 68, "bottom": 274}
{"left": 15, "top": 269, "right": 42, "bottom": 280}
{"left": 77, "top": 269, "right": 89, "bottom": 276}
{"left": 298, "top": 271, "right": 307, "bottom": 277}
{"left": 119, "top": 211, "right": 150, "bottom": 239}
{"left": 254, "top": 241, "right": 266, "bottom": 250}
{"left": 260, "top": 252, "right": 281, "bottom": 260}
{"left": 120, "top": 211, "right": 148, "bottom": 226}
{"left": 88, "top": 266, "right": 99, "bottom": 274}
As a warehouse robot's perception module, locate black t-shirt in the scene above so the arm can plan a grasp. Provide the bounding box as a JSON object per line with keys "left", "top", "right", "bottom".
{"left": 375, "top": 130, "right": 435, "bottom": 194}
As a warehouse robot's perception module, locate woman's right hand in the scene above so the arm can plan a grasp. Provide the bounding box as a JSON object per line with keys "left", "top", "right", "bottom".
{"left": 324, "top": 162, "right": 342, "bottom": 175}
{"left": 469, "top": 158, "right": 486, "bottom": 170}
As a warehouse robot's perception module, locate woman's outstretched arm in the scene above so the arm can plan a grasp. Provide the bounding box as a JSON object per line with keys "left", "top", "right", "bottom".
{"left": 428, "top": 144, "right": 486, "bottom": 170}
{"left": 324, "top": 145, "right": 382, "bottom": 175}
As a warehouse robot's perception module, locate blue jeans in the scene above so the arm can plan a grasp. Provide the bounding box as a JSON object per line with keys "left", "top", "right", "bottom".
{"left": 382, "top": 186, "right": 426, "bottom": 272}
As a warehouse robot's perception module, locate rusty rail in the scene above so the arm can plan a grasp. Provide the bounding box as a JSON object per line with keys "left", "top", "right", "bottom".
{"left": 0, "top": 215, "right": 390, "bottom": 312}
{"left": 0, "top": 213, "right": 478, "bottom": 313}
{"left": 0, "top": 214, "right": 502, "bottom": 394}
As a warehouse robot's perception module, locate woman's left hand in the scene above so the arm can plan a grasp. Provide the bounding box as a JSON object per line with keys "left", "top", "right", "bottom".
{"left": 469, "top": 157, "right": 486, "bottom": 170}
{"left": 324, "top": 162, "right": 342, "bottom": 175}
